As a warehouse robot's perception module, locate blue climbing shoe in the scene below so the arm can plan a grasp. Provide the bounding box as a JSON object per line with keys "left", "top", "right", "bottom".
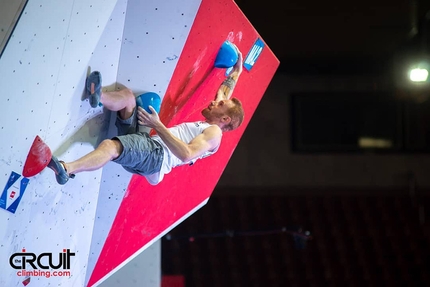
{"left": 47, "top": 156, "right": 75, "bottom": 185}
{"left": 86, "top": 71, "right": 102, "bottom": 108}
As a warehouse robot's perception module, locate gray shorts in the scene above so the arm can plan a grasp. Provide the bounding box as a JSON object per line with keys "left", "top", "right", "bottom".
{"left": 115, "top": 106, "right": 139, "bottom": 136}
{"left": 112, "top": 108, "right": 164, "bottom": 176}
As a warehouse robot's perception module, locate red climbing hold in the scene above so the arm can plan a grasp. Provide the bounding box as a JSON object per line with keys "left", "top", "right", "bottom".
{"left": 22, "top": 135, "right": 52, "bottom": 177}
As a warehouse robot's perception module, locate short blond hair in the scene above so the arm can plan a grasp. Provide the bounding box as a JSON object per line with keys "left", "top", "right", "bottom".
{"left": 223, "top": 97, "right": 244, "bottom": 131}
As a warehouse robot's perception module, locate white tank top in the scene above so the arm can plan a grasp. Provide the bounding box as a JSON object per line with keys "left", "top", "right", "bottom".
{"left": 146, "top": 121, "right": 221, "bottom": 185}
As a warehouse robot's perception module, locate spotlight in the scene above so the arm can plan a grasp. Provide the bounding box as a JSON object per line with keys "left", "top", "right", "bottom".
{"left": 409, "top": 67, "right": 429, "bottom": 82}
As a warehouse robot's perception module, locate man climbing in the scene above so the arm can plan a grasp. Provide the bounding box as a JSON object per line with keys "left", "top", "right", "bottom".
{"left": 47, "top": 45, "right": 244, "bottom": 185}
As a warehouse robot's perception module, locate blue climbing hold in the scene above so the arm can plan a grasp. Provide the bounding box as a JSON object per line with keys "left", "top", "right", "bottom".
{"left": 136, "top": 92, "right": 161, "bottom": 114}
{"left": 214, "top": 41, "right": 239, "bottom": 68}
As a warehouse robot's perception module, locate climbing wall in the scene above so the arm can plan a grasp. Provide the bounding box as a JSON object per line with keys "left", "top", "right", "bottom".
{"left": 0, "top": 0, "right": 279, "bottom": 286}
{"left": 87, "top": 0, "right": 279, "bottom": 286}
{"left": 0, "top": 0, "right": 122, "bottom": 286}
{"left": 85, "top": 0, "right": 202, "bottom": 285}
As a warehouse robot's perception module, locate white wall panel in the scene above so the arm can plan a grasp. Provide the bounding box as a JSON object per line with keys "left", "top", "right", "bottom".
{"left": 89, "top": 0, "right": 201, "bottom": 286}
{"left": 117, "top": 0, "right": 202, "bottom": 96}
{"left": 0, "top": 0, "right": 119, "bottom": 286}
{"left": 84, "top": 1, "right": 132, "bottom": 284}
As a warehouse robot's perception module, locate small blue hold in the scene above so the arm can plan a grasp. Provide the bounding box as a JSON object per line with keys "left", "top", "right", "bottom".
{"left": 214, "top": 41, "right": 238, "bottom": 68}
{"left": 136, "top": 92, "right": 161, "bottom": 114}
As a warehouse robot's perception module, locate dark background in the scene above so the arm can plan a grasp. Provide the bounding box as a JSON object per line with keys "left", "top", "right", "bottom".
{"left": 237, "top": 0, "right": 430, "bottom": 75}
{"left": 162, "top": 0, "right": 430, "bottom": 286}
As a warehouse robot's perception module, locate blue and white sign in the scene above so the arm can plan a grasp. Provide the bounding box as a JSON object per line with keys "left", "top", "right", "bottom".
{"left": 243, "top": 38, "right": 264, "bottom": 71}
{"left": 0, "top": 171, "right": 29, "bottom": 214}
